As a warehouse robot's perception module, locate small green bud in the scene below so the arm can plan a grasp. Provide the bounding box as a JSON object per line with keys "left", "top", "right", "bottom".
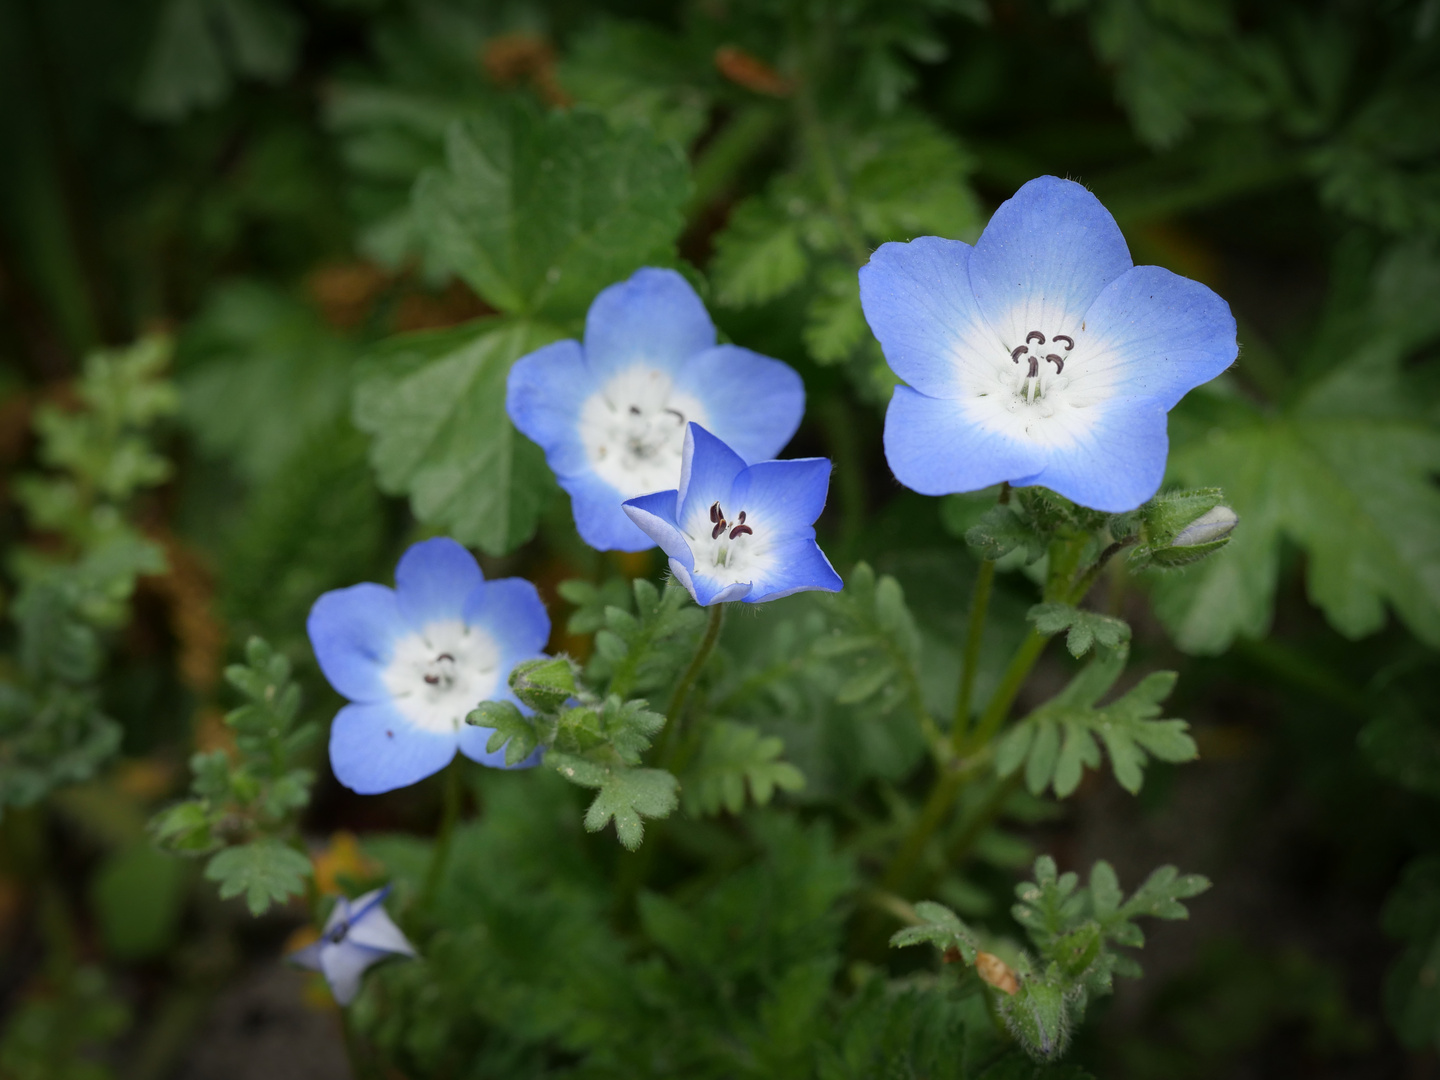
{"left": 1171, "top": 505, "right": 1237, "bottom": 547}
{"left": 1000, "top": 972, "right": 1074, "bottom": 1063}
{"left": 509, "top": 657, "right": 578, "bottom": 713}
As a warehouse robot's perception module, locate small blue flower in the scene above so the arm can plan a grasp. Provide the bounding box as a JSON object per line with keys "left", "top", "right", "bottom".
{"left": 307, "top": 537, "right": 550, "bottom": 794}
{"left": 288, "top": 886, "right": 416, "bottom": 1005}
{"left": 860, "top": 175, "right": 1238, "bottom": 512}
{"left": 507, "top": 267, "right": 805, "bottom": 552}
{"left": 622, "top": 424, "right": 842, "bottom": 606}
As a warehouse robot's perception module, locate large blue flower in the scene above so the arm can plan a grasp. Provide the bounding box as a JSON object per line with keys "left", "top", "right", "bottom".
{"left": 622, "top": 424, "right": 842, "bottom": 606}
{"left": 288, "top": 886, "right": 416, "bottom": 1005}
{"left": 307, "top": 537, "right": 550, "bottom": 794}
{"left": 507, "top": 267, "right": 805, "bottom": 551}
{"left": 860, "top": 175, "right": 1238, "bottom": 512}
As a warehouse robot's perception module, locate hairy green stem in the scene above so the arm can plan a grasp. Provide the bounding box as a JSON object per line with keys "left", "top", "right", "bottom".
{"left": 654, "top": 602, "right": 727, "bottom": 767}
{"left": 950, "top": 558, "right": 996, "bottom": 751}
{"left": 420, "top": 761, "right": 462, "bottom": 910}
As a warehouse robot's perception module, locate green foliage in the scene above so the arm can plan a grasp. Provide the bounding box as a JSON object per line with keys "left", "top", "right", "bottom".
{"left": 681, "top": 720, "right": 805, "bottom": 816}
{"left": 559, "top": 757, "right": 678, "bottom": 850}
{"left": 1381, "top": 855, "right": 1440, "bottom": 1050}
{"left": 150, "top": 638, "right": 314, "bottom": 913}
{"left": 1026, "top": 603, "right": 1131, "bottom": 659}
{"left": 353, "top": 318, "right": 560, "bottom": 555}
{"left": 573, "top": 578, "right": 707, "bottom": 699}
{"left": 815, "top": 563, "right": 925, "bottom": 718}
{"left": 0, "top": 966, "right": 129, "bottom": 1080}
{"left": 995, "top": 645, "right": 1195, "bottom": 797}
{"left": 415, "top": 101, "right": 690, "bottom": 321}
{"left": 89, "top": 843, "right": 188, "bottom": 961}
{"left": 890, "top": 900, "right": 981, "bottom": 964}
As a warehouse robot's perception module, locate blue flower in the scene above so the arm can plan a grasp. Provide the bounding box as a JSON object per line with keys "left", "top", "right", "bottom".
{"left": 507, "top": 267, "right": 805, "bottom": 551}
{"left": 860, "top": 176, "right": 1238, "bottom": 512}
{"left": 307, "top": 537, "right": 550, "bottom": 794}
{"left": 288, "top": 886, "right": 416, "bottom": 1005}
{"left": 622, "top": 424, "right": 842, "bottom": 606}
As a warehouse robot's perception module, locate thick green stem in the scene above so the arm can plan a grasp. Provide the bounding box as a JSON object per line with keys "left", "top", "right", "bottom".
{"left": 950, "top": 558, "right": 996, "bottom": 751}
{"left": 653, "top": 602, "right": 727, "bottom": 767}
{"left": 420, "top": 761, "right": 462, "bottom": 910}
{"left": 960, "top": 629, "right": 1048, "bottom": 755}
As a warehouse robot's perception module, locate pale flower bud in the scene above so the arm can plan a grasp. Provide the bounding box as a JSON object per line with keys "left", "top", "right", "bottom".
{"left": 1172, "top": 505, "right": 1237, "bottom": 547}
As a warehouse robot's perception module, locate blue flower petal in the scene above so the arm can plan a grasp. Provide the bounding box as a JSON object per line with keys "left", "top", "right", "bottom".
{"left": 1069, "top": 265, "right": 1237, "bottom": 411}
{"left": 686, "top": 573, "right": 753, "bottom": 606}
{"left": 308, "top": 583, "right": 407, "bottom": 703}
{"left": 731, "top": 457, "right": 831, "bottom": 537}
{"left": 562, "top": 469, "right": 655, "bottom": 552}
{"left": 394, "top": 537, "right": 483, "bottom": 631}
{"left": 461, "top": 577, "right": 552, "bottom": 666}
{"left": 346, "top": 895, "right": 417, "bottom": 956}
{"left": 288, "top": 940, "right": 325, "bottom": 971}
{"left": 747, "top": 538, "right": 842, "bottom": 603}
{"left": 883, "top": 386, "right": 1044, "bottom": 495}
{"left": 456, "top": 723, "right": 545, "bottom": 769}
{"left": 677, "top": 424, "right": 748, "bottom": 529}
{"left": 968, "top": 176, "right": 1132, "bottom": 351}
{"left": 506, "top": 339, "right": 594, "bottom": 478}
{"left": 329, "top": 700, "right": 457, "bottom": 795}
{"left": 1018, "top": 398, "right": 1170, "bottom": 512}
{"left": 859, "top": 237, "right": 1001, "bottom": 399}
{"left": 621, "top": 488, "right": 692, "bottom": 572}
{"left": 321, "top": 940, "right": 382, "bottom": 1005}
{"left": 584, "top": 268, "right": 715, "bottom": 379}
{"left": 673, "top": 345, "right": 805, "bottom": 460}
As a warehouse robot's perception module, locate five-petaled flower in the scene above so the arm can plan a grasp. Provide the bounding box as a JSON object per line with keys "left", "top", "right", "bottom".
{"left": 307, "top": 537, "right": 550, "bottom": 795}
{"left": 288, "top": 886, "right": 416, "bottom": 1005}
{"left": 507, "top": 267, "right": 805, "bottom": 551}
{"left": 622, "top": 424, "right": 842, "bottom": 606}
{"left": 860, "top": 175, "right": 1238, "bottom": 512}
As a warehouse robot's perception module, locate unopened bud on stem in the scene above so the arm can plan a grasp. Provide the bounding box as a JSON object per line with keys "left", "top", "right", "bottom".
{"left": 1172, "top": 505, "right": 1237, "bottom": 547}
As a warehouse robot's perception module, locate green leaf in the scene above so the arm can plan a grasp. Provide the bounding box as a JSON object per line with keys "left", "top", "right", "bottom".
{"left": 414, "top": 102, "right": 690, "bottom": 320}
{"left": 682, "top": 721, "right": 805, "bottom": 816}
{"left": 965, "top": 505, "right": 1047, "bottom": 564}
{"left": 888, "top": 900, "right": 980, "bottom": 965}
{"left": 1027, "top": 603, "right": 1132, "bottom": 658}
{"left": 711, "top": 197, "right": 809, "bottom": 308}
{"left": 353, "top": 318, "right": 561, "bottom": 556}
{"left": 1382, "top": 855, "right": 1440, "bottom": 1049}
{"left": 473, "top": 700, "right": 541, "bottom": 767}
{"left": 584, "top": 579, "right": 706, "bottom": 699}
{"left": 204, "top": 839, "right": 311, "bottom": 916}
{"left": 550, "top": 754, "right": 678, "bottom": 850}
{"left": 508, "top": 657, "right": 579, "bottom": 713}
{"left": 1159, "top": 301, "right": 1440, "bottom": 653}
{"left": 1360, "top": 710, "right": 1440, "bottom": 799}
{"left": 996, "top": 646, "right": 1194, "bottom": 797}
{"left": 90, "top": 843, "right": 188, "bottom": 961}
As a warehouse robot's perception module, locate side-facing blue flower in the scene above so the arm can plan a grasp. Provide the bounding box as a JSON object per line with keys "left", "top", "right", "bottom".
{"left": 507, "top": 267, "right": 805, "bottom": 551}
{"left": 307, "top": 537, "right": 550, "bottom": 794}
{"left": 622, "top": 424, "right": 842, "bottom": 606}
{"left": 860, "top": 175, "right": 1238, "bottom": 512}
{"left": 288, "top": 886, "right": 416, "bottom": 1005}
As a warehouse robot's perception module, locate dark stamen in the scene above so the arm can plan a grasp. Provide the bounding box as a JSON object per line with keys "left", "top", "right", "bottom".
{"left": 628, "top": 405, "right": 641, "bottom": 415}
{"left": 737, "top": 511, "right": 746, "bottom": 524}
{"left": 1052, "top": 334, "right": 1074, "bottom": 351}
{"left": 424, "top": 674, "right": 440, "bottom": 685}
{"left": 1010, "top": 345, "right": 1028, "bottom": 363}
{"left": 329, "top": 923, "right": 349, "bottom": 944}
{"left": 712, "top": 521, "right": 727, "bottom": 540}
{"left": 437, "top": 653, "right": 454, "bottom": 662}
{"left": 1026, "top": 355, "right": 1039, "bottom": 378}
{"left": 664, "top": 407, "right": 685, "bottom": 423}
{"left": 1026, "top": 331, "right": 1046, "bottom": 346}
{"left": 709, "top": 502, "right": 720, "bottom": 523}
{"left": 1046, "top": 353, "right": 1064, "bottom": 374}
{"left": 729, "top": 524, "right": 753, "bottom": 539}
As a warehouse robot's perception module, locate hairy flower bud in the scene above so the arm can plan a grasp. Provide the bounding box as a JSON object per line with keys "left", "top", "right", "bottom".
{"left": 1172, "top": 505, "right": 1238, "bottom": 547}
{"left": 1000, "top": 975, "right": 1074, "bottom": 1062}
{"left": 509, "top": 657, "right": 578, "bottom": 713}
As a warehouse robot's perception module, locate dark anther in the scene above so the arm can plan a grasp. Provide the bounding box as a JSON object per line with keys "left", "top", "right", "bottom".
{"left": 1052, "top": 334, "right": 1074, "bottom": 351}
{"left": 729, "top": 524, "right": 753, "bottom": 539}
{"left": 329, "top": 923, "right": 349, "bottom": 944}
{"left": 1010, "top": 345, "right": 1028, "bottom": 363}
{"left": 664, "top": 407, "right": 685, "bottom": 423}
{"left": 711, "top": 521, "right": 727, "bottom": 540}
{"left": 1026, "top": 331, "right": 1046, "bottom": 346}
{"left": 1046, "top": 353, "right": 1064, "bottom": 374}
{"left": 628, "top": 405, "right": 641, "bottom": 415}
{"left": 709, "top": 502, "right": 721, "bottom": 523}
{"left": 437, "top": 653, "right": 454, "bottom": 662}
{"left": 386, "top": 730, "right": 393, "bottom": 738}
{"left": 737, "top": 511, "right": 746, "bottom": 524}
{"left": 1026, "top": 355, "right": 1040, "bottom": 378}
{"left": 424, "top": 674, "right": 440, "bottom": 685}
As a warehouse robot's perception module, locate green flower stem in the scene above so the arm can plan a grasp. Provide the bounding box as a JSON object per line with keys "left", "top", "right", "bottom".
{"left": 654, "top": 601, "right": 727, "bottom": 768}
{"left": 959, "top": 628, "right": 1048, "bottom": 755}
{"left": 950, "top": 558, "right": 996, "bottom": 752}
{"left": 420, "top": 760, "right": 463, "bottom": 911}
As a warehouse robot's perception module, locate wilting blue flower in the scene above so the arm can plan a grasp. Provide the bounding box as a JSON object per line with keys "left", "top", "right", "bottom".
{"left": 507, "top": 268, "right": 805, "bottom": 552}
{"left": 307, "top": 537, "right": 549, "bottom": 794}
{"left": 288, "top": 886, "right": 416, "bottom": 1005}
{"left": 622, "top": 424, "right": 842, "bottom": 606}
{"left": 860, "top": 175, "right": 1238, "bottom": 512}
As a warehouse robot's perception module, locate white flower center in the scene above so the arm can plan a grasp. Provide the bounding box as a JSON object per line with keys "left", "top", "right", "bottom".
{"left": 578, "top": 366, "right": 709, "bottom": 497}
{"left": 381, "top": 620, "right": 501, "bottom": 734}
{"left": 683, "top": 499, "right": 775, "bottom": 585}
